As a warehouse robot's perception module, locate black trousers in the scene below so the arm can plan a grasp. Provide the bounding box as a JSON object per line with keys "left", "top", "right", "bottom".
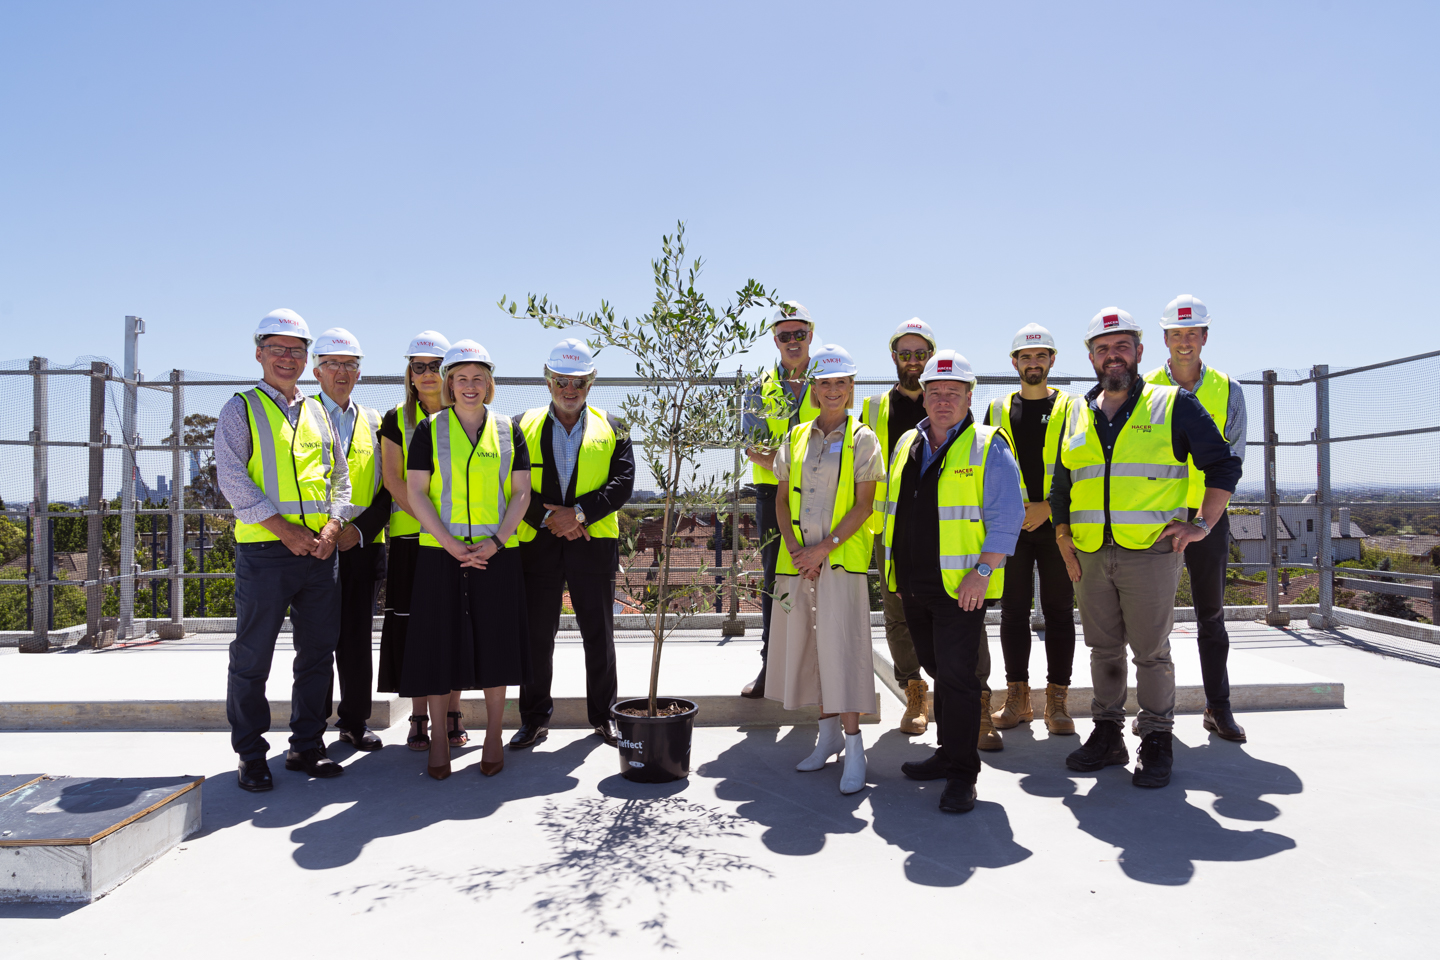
{"left": 1185, "top": 508, "right": 1231, "bottom": 707}
{"left": 901, "top": 589, "right": 986, "bottom": 784}
{"left": 998, "top": 522, "right": 1076, "bottom": 686}
{"left": 329, "top": 539, "right": 383, "bottom": 732}
{"left": 755, "top": 483, "right": 779, "bottom": 666}
{"left": 519, "top": 531, "right": 619, "bottom": 729}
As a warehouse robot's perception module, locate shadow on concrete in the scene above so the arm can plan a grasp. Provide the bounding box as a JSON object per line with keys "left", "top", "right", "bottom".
{"left": 696, "top": 726, "right": 871, "bottom": 856}
{"left": 984, "top": 724, "right": 1300, "bottom": 885}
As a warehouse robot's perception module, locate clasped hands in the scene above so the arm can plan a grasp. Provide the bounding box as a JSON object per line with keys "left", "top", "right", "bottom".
{"left": 443, "top": 536, "right": 498, "bottom": 568}
{"left": 543, "top": 504, "right": 590, "bottom": 541}
{"left": 278, "top": 519, "right": 343, "bottom": 559}
{"left": 789, "top": 541, "right": 830, "bottom": 581}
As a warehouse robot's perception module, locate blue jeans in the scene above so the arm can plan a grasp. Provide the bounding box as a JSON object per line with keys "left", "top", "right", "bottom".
{"left": 229, "top": 541, "right": 340, "bottom": 760}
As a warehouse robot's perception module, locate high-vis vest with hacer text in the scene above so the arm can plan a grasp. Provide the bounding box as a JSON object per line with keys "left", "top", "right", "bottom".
{"left": 776, "top": 416, "right": 874, "bottom": 576}
{"left": 388, "top": 401, "right": 433, "bottom": 538}
{"left": 515, "top": 405, "right": 621, "bottom": 541}
{"left": 860, "top": 391, "right": 891, "bottom": 536}
{"left": 880, "top": 424, "right": 1005, "bottom": 600}
{"left": 985, "top": 389, "right": 1076, "bottom": 502}
{"left": 751, "top": 367, "right": 821, "bottom": 485}
{"left": 234, "top": 389, "right": 336, "bottom": 544}
{"left": 314, "top": 395, "right": 385, "bottom": 544}
{"left": 1143, "top": 364, "right": 1231, "bottom": 510}
{"left": 1060, "top": 383, "right": 1189, "bottom": 552}
{"left": 419, "top": 408, "right": 520, "bottom": 549}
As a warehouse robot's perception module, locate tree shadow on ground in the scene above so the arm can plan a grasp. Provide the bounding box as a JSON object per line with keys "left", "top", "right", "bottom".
{"left": 984, "top": 723, "right": 1300, "bottom": 884}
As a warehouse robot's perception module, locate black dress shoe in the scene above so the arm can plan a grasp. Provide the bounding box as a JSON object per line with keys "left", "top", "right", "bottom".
{"left": 938, "top": 779, "right": 977, "bottom": 814}
{"left": 1066, "top": 720, "right": 1129, "bottom": 772}
{"left": 740, "top": 665, "right": 767, "bottom": 699}
{"left": 508, "top": 723, "right": 549, "bottom": 749}
{"left": 1132, "top": 730, "right": 1174, "bottom": 789}
{"left": 1203, "top": 705, "right": 1248, "bottom": 743}
{"left": 237, "top": 757, "right": 273, "bottom": 792}
{"left": 337, "top": 727, "right": 383, "bottom": 751}
{"left": 285, "top": 745, "right": 344, "bottom": 778}
{"left": 901, "top": 750, "right": 949, "bottom": 781}
{"left": 594, "top": 721, "right": 620, "bottom": 747}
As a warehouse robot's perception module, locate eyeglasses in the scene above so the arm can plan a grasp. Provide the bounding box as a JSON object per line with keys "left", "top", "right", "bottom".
{"left": 318, "top": 360, "right": 360, "bottom": 373}
{"left": 409, "top": 360, "right": 442, "bottom": 375}
{"left": 261, "top": 345, "right": 308, "bottom": 360}
{"left": 894, "top": 348, "right": 933, "bottom": 362}
{"left": 548, "top": 376, "right": 592, "bottom": 390}
{"left": 775, "top": 330, "right": 809, "bottom": 344}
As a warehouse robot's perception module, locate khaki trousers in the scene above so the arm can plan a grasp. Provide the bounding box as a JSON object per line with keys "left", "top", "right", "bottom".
{"left": 1075, "top": 541, "right": 1182, "bottom": 734}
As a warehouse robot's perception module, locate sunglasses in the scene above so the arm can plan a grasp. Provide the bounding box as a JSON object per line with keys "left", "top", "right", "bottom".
{"left": 548, "top": 376, "right": 592, "bottom": 390}
{"left": 894, "top": 348, "right": 933, "bottom": 362}
{"left": 409, "top": 360, "right": 442, "bottom": 374}
{"left": 775, "top": 330, "right": 809, "bottom": 344}
{"left": 261, "top": 345, "right": 308, "bottom": 360}
{"left": 318, "top": 360, "right": 360, "bottom": 373}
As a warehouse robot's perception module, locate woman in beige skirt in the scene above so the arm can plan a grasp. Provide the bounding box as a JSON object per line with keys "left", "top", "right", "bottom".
{"left": 765, "top": 344, "right": 885, "bottom": 794}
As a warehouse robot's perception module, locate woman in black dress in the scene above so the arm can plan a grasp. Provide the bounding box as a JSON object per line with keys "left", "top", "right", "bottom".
{"left": 401, "top": 339, "right": 532, "bottom": 780}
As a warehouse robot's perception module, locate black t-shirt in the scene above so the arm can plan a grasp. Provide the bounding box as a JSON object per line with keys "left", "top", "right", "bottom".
{"left": 883, "top": 387, "right": 928, "bottom": 463}
{"left": 986, "top": 393, "right": 1057, "bottom": 502}
{"left": 378, "top": 406, "right": 404, "bottom": 447}
{"left": 406, "top": 411, "right": 531, "bottom": 474}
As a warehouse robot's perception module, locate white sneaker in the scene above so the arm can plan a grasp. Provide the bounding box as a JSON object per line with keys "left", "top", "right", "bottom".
{"left": 796, "top": 716, "right": 845, "bottom": 772}
{"left": 839, "top": 732, "right": 867, "bottom": 794}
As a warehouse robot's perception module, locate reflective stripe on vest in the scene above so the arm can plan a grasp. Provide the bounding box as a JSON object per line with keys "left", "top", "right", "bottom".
{"left": 388, "top": 401, "right": 432, "bottom": 538}
{"left": 234, "top": 389, "right": 335, "bottom": 543}
{"left": 985, "top": 389, "right": 1075, "bottom": 501}
{"left": 861, "top": 391, "right": 891, "bottom": 535}
{"left": 751, "top": 367, "right": 821, "bottom": 485}
{"left": 419, "top": 408, "right": 517, "bottom": 548}
{"left": 315, "top": 396, "right": 385, "bottom": 544}
{"left": 881, "top": 424, "right": 1004, "bottom": 600}
{"left": 1061, "top": 383, "right": 1188, "bottom": 552}
{"left": 1143, "top": 364, "right": 1231, "bottom": 509}
{"left": 776, "top": 416, "right": 872, "bottom": 576}
{"left": 515, "top": 405, "right": 621, "bottom": 541}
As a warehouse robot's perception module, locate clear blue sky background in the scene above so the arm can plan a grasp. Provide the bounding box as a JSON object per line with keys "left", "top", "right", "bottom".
{"left": 2, "top": 1, "right": 1436, "bottom": 381}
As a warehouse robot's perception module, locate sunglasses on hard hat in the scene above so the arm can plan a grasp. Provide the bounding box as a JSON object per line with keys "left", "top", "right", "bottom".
{"left": 261, "top": 345, "right": 308, "bottom": 360}
{"left": 548, "top": 376, "right": 592, "bottom": 390}
{"left": 893, "top": 347, "right": 933, "bottom": 362}
{"left": 409, "top": 360, "right": 442, "bottom": 375}
{"left": 775, "top": 330, "right": 809, "bottom": 344}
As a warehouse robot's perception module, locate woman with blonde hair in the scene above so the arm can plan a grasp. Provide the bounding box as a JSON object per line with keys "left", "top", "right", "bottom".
{"left": 400, "top": 340, "right": 532, "bottom": 779}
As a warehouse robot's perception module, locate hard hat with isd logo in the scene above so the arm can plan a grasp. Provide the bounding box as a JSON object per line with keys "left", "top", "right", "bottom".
{"left": 1159, "top": 294, "right": 1211, "bottom": 330}
{"left": 889, "top": 317, "right": 937, "bottom": 351}
{"left": 1084, "top": 307, "right": 1143, "bottom": 346}
{"left": 1010, "top": 322, "right": 1057, "bottom": 356}
{"left": 919, "top": 349, "right": 976, "bottom": 385}
{"left": 545, "top": 338, "right": 597, "bottom": 377}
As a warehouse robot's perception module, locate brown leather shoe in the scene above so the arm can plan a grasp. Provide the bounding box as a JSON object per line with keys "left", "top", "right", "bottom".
{"left": 479, "top": 755, "right": 505, "bottom": 777}
{"left": 978, "top": 691, "right": 1004, "bottom": 751}
{"left": 992, "top": 681, "right": 1033, "bottom": 729}
{"left": 426, "top": 762, "right": 451, "bottom": 780}
{"left": 740, "top": 665, "right": 767, "bottom": 699}
{"left": 899, "top": 678, "right": 929, "bottom": 735}
{"left": 1044, "top": 684, "right": 1076, "bottom": 735}
{"left": 1204, "top": 705, "right": 1248, "bottom": 742}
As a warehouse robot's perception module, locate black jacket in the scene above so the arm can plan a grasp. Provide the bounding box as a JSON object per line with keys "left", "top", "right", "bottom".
{"left": 520, "top": 407, "right": 636, "bottom": 535}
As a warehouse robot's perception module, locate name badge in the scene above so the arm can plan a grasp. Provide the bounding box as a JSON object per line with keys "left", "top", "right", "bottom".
{"left": 828, "top": 442, "right": 843, "bottom": 453}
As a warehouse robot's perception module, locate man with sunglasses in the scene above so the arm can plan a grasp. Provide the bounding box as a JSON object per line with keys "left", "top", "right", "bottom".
{"left": 310, "top": 328, "right": 392, "bottom": 753}
{"left": 740, "top": 302, "right": 820, "bottom": 698}
{"left": 511, "top": 339, "right": 635, "bottom": 749}
{"left": 214, "top": 309, "right": 352, "bottom": 792}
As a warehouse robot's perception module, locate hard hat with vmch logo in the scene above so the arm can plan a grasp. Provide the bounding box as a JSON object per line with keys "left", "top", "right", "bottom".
{"left": 1159, "top": 294, "right": 1211, "bottom": 330}
{"left": 404, "top": 330, "right": 451, "bottom": 359}
{"left": 254, "top": 308, "right": 312, "bottom": 346}
{"left": 442, "top": 340, "right": 494, "bottom": 373}
{"left": 919, "top": 349, "right": 977, "bottom": 385}
{"left": 809, "top": 343, "right": 858, "bottom": 378}
{"left": 1084, "top": 307, "right": 1143, "bottom": 346}
{"left": 311, "top": 327, "right": 363, "bottom": 358}
{"left": 545, "top": 338, "right": 597, "bottom": 377}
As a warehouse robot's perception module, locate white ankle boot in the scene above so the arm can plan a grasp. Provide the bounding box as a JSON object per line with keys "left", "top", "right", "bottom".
{"left": 796, "top": 716, "right": 845, "bottom": 772}
{"left": 839, "top": 732, "right": 867, "bottom": 794}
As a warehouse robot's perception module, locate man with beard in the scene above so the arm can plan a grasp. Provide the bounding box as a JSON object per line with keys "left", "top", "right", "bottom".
{"left": 1142, "top": 295, "right": 1249, "bottom": 743}
{"left": 984, "top": 323, "right": 1079, "bottom": 737}
{"left": 1050, "top": 308, "right": 1241, "bottom": 789}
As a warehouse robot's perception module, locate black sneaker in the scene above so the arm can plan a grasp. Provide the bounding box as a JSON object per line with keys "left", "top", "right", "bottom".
{"left": 1132, "top": 730, "right": 1173, "bottom": 788}
{"left": 901, "top": 750, "right": 948, "bottom": 781}
{"left": 1065, "top": 720, "right": 1128, "bottom": 772}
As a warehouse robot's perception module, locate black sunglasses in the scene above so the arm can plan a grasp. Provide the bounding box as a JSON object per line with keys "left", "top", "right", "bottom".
{"left": 409, "top": 360, "right": 442, "bottom": 374}
{"left": 775, "top": 330, "right": 809, "bottom": 344}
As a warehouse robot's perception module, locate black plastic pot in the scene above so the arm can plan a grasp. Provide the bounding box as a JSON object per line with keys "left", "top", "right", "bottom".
{"left": 610, "top": 697, "right": 699, "bottom": 783}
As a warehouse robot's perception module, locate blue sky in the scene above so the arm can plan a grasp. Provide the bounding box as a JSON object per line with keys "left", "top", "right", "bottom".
{"left": 2, "top": 1, "right": 1436, "bottom": 381}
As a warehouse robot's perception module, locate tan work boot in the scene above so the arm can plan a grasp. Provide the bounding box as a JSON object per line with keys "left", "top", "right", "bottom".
{"left": 991, "top": 681, "right": 1033, "bottom": 729}
{"left": 1045, "top": 684, "right": 1075, "bottom": 735}
{"left": 899, "top": 678, "right": 929, "bottom": 735}
{"left": 978, "top": 691, "right": 1004, "bottom": 751}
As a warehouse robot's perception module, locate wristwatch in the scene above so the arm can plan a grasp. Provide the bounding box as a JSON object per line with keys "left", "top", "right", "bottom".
{"left": 574, "top": 504, "right": 587, "bottom": 525}
{"left": 975, "top": 562, "right": 993, "bottom": 578}
{"left": 489, "top": 535, "right": 504, "bottom": 551}
{"left": 1191, "top": 516, "right": 1210, "bottom": 535}
{"left": 830, "top": 535, "right": 841, "bottom": 546}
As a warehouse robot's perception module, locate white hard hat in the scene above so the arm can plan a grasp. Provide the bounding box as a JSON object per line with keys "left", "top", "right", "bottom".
{"left": 809, "top": 343, "right": 858, "bottom": 379}
{"left": 404, "top": 330, "right": 451, "bottom": 359}
{"left": 1084, "top": 307, "right": 1143, "bottom": 345}
{"left": 919, "top": 349, "right": 976, "bottom": 385}
{"left": 889, "top": 317, "right": 937, "bottom": 351}
{"left": 254, "top": 308, "right": 311, "bottom": 346}
{"left": 1010, "top": 322, "right": 1057, "bottom": 355}
{"left": 442, "top": 339, "right": 494, "bottom": 373}
{"left": 545, "top": 338, "right": 596, "bottom": 377}
{"left": 1159, "top": 294, "right": 1211, "bottom": 330}
{"left": 771, "top": 301, "right": 814, "bottom": 328}
{"left": 311, "top": 327, "right": 363, "bottom": 359}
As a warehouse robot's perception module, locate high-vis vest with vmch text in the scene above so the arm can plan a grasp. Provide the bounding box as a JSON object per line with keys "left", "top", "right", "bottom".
{"left": 776, "top": 416, "right": 874, "bottom": 576}
{"left": 880, "top": 424, "right": 1005, "bottom": 600}
{"left": 515, "top": 405, "right": 620, "bottom": 541}
{"left": 859, "top": 391, "right": 893, "bottom": 536}
{"left": 1143, "top": 364, "right": 1231, "bottom": 510}
{"left": 388, "top": 400, "right": 436, "bottom": 538}
{"left": 1060, "top": 383, "right": 1189, "bottom": 552}
{"left": 985, "top": 389, "right": 1076, "bottom": 502}
{"left": 418, "top": 408, "right": 520, "bottom": 549}
{"left": 314, "top": 395, "right": 385, "bottom": 544}
{"left": 751, "top": 367, "right": 821, "bottom": 485}
{"left": 234, "top": 389, "right": 335, "bottom": 544}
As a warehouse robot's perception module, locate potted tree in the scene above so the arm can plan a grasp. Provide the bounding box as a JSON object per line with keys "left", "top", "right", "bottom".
{"left": 501, "top": 223, "right": 781, "bottom": 782}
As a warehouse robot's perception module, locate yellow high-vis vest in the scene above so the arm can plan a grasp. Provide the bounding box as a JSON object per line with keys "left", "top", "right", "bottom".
{"left": 860, "top": 390, "right": 892, "bottom": 535}
{"left": 388, "top": 400, "right": 434, "bottom": 538}
{"left": 751, "top": 366, "right": 821, "bottom": 485}
{"left": 515, "top": 405, "right": 621, "bottom": 541}
{"left": 234, "top": 389, "right": 336, "bottom": 544}
{"left": 1060, "top": 383, "right": 1189, "bottom": 552}
{"left": 881, "top": 423, "right": 1005, "bottom": 600}
{"left": 985, "top": 389, "right": 1076, "bottom": 502}
{"left": 776, "top": 416, "right": 874, "bottom": 576}
{"left": 314, "top": 395, "right": 385, "bottom": 544}
{"left": 418, "top": 408, "right": 520, "bottom": 549}
{"left": 1143, "top": 364, "right": 1231, "bottom": 510}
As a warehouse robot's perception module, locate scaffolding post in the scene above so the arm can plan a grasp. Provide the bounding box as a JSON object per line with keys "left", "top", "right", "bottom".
{"left": 722, "top": 370, "right": 745, "bottom": 637}
{"left": 119, "top": 315, "right": 143, "bottom": 638}
{"left": 1313, "top": 364, "right": 1333, "bottom": 628}
{"left": 168, "top": 369, "right": 185, "bottom": 629}
{"left": 1263, "top": 370, "right": 1290, "bottom": 626}
{"left": 84, "top": 361, "right": 109, "bottom": 644}
{"left": 29, "top": 357, "right": 50, "bottom": 646}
